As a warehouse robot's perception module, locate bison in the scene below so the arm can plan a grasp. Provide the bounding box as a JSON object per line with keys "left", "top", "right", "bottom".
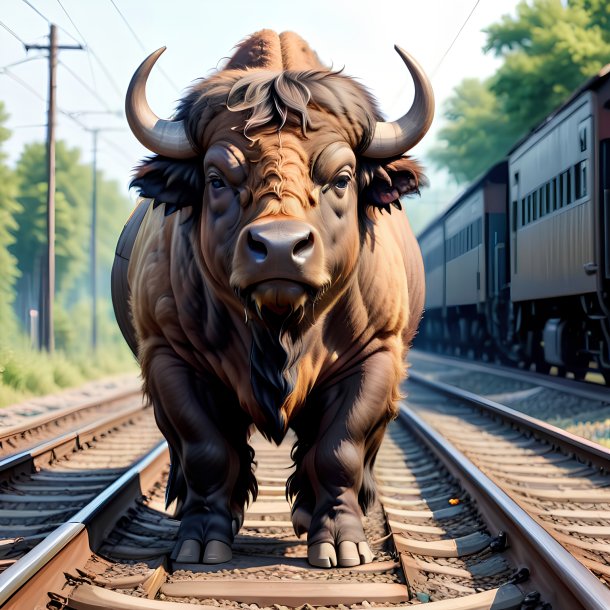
{"left": 112, "top": 30, "right": 433, "bottom": 568}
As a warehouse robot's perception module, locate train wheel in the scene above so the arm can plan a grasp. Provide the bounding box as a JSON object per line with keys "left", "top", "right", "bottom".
{"left": 535, "top": 361, "right": 551, "bottom": 375}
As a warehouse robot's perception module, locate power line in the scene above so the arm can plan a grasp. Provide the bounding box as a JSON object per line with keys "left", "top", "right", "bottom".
{"left": 21, "top": 0, "right": 123, "bottom": 102}
{"left": 59, "top": 60, "right": 120, "bottom": 115}
{"left": 55, "top": 0, "right": 98, "bottom": 91}
{"left": 3, "top": 68, "right": 46, "bottom": 102}
{"left": 0, "top": 56, "right": 44, "bottom": 72}
{"left": 21, "top": 0, "right": 51, "bottom": 24}
{"left": 86, "top": 47, "right": 123, "bottom": 101}
{"left": 108, "top": 0, "right": 145, "bottom": 52}
{"left": 3, "top": 67, "right": 94, "bottom": 131}
{"left": 99, "top": 133, "right": 133, "bottom": 165}
{"left": 21, "top": 0, "right": 82, "bottom": 46}
{"left": 384, "top": 0, "right": 481, "bottom": 118}
{"left": 432, "top": 0, "right": 481, "bottom": 76}
{"left": 55, "top": 0, "right": 87, "bottom": 45}
{"left": 108, "top": 0, "right": 180, "bottom": 91}
{"left": 0, "top": 20, "right": 28, "bottom": 46}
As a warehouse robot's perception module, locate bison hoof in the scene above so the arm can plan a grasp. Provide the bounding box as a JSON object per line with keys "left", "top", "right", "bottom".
{"left": 308, "top": 541, "right": 374, "bottom": 568}
{"left": 203, "top": 540, "right": 232, "bottom": 564}
{"left": 292, "top": 507, "right": 312, "bottom": 538}
{"left": 308, "top": 542, "right": 336, "bottom": 568}
{"left": 174, "top": 539, "right": 201, "bottom": 563}
{"left": 174, "top": 539, "right": 232, "bottom": 564}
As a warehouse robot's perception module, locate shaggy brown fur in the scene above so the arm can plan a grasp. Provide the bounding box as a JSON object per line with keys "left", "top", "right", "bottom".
{"left": 115, "top": 30, "right": 427, "bottom": 568}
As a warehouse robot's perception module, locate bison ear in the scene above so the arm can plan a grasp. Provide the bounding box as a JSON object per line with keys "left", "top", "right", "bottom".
{"left": 130, "top": 155, "right": 204, "bottom": 215}
{"left": 362, "top": 156, "right": 426, "bottom": 213}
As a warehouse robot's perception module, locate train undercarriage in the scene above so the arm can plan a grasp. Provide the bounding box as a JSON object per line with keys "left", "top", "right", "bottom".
{"left": 417, "top": 291, "right": 610, "bottom": 385}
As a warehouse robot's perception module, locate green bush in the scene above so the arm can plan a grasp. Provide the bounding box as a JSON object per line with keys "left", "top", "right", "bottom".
{"left": 0, "top": 342, "right": 138, "bottom": 407}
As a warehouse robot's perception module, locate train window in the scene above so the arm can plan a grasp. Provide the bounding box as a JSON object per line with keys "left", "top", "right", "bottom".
{"left": 532, "top": 191, "right": 538, "bottom": 221}
{"left": 521, "top": 198, "right": 525, "bottom": 226}
{"left": 559, "top": 173, "right": 565, "bottom": 207}
{"left": 512, "top": 201, "right": 518, "bottom": 230}
{"left": 575, "top": 160, "right": 587, "bottom": 198}
{"left": 553, "top": 177, "right": 559, "bottom": 210}
{"left": 527, "top": 194, "right": 532, "bottom": 223}
{"left": 579, "top": 123, "right": 588, "bottom": 152}
{"left": 566, "top": 169, "right": 572, "bottom": 205}
{"left": 545, "top": 183, "right": 550, "bottom": 215}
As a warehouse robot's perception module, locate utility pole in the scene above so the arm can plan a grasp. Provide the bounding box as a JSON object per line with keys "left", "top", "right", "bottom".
{"left": 91, "top": 129, "right": 98, "bottom": 351}
{"left": 25, "top": 25, "right": 82, "bottom": 352}
{"left": 86, "top": 125, "right": 123, "bottom": 352}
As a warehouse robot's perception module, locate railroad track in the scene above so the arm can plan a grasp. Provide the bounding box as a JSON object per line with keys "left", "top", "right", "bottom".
{"left": 407, "top": 350, "right": 610, "bottom": 446}
{"left": 2, "top": 372, "right": 610, "bottom": 608}
{"left": 0, "top": 377, "right": 143, "bottom": 459}
{"left": 0, "top": 385, "right": 160, "bottom": 572}
{"left": 404, "top": 352, "right": 610, "bottom": 585}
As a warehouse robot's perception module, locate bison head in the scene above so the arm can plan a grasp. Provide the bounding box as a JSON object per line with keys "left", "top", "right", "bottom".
{"left": 126, "top": 30, "right": 433, "bottom": 334}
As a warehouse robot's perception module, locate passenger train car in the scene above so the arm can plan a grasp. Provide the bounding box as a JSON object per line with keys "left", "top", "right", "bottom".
{"left": 416, "top": 65, "right": 610, "bottom": 384}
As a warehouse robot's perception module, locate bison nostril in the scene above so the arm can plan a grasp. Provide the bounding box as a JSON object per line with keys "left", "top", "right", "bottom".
{"left": 247, "top": 231, "right": 268, "bottom": 261}
{"left": 293, "top": 232, "right": 314, "bottom": 259}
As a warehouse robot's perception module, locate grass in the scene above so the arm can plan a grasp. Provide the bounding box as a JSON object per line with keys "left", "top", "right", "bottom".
{"left": 0, "top": 344, "right": 139, "bottom": 408}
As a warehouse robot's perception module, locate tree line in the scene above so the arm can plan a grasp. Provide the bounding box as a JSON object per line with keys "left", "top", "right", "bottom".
{"left": 430, "top": 0, "right": 610, "bottom": 184}
{"left": 0, "top": 101, "right": 132, "bottom": 354}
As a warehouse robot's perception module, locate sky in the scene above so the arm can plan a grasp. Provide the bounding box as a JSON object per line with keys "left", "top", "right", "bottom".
{"left": 1, "top": 0, "right": 521, "bottom": 226}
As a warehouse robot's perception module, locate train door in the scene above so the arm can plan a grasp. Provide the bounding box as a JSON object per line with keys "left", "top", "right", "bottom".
{"left": 602, "top": 139, "right": 610, "bottom": 280}
{"left": 510, "top": 171, "right": 520, "bottom": 285}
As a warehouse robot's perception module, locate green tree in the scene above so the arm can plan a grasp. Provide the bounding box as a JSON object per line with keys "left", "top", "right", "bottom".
{"left": 95, "top": 174, "right": 132, "bottom": 301}
{"left": 0, "top": 102, "right": 22, "bottom": 340}
{"left": 11, "top": 141, "right": 91, "bottom": 320}
{"left": 431, "top": 0, "right": 610, "bottom": 183}
{"left": 429, "top": 79, "right": 515, "bottom": 184}
{"left": 11, "top": 139, "right": 133, "bottom": 351}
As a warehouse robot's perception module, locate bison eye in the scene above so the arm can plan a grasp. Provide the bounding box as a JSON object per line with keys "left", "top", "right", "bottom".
{"left": 333, "top": 176, "right": 351, "bottom": 191}
{"left": 209, "top": 177, "right": 226, "bottom": 190}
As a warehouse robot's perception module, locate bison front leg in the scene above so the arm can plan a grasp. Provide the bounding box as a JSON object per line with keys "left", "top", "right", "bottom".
{"left": 292, "top": 351, "right": 399, "bottom": 568}
{"left": 146, "top": 348, "right": 253, "bottom": 564}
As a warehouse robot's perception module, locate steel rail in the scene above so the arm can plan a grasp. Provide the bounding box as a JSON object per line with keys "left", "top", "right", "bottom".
{"left": 0, "top": 386, "right": 142, "bottom": 445}
{"left": 0, "top": 440, "right": 168, "bottom": 608}
{"left": 398, "top": 403, "right": 610, "bottom": 610}
{"left": 408, "top": 369, "right": 610, "bottom": 473}
{"left": 0, "top": 401, "right": 150, "bottom": 480}
{"left": 410, "top": 349, "right": 609, "bottom": 402}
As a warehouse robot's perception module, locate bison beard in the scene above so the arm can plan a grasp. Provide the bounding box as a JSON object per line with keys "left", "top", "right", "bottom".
{"left": 113, "top": 29, "right": 433, "bottom": 568}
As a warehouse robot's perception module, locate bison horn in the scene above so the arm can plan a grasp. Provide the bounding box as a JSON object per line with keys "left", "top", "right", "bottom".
{"left": 363, "top": 46, "right": 434, "bottom": 159}
{"left": 125, "top": 47, "right": 197, "bottom": 159}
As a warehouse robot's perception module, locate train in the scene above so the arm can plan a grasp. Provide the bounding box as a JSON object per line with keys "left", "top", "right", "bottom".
{"left": 415, "top": 64, "right": 610, "bottom": 384}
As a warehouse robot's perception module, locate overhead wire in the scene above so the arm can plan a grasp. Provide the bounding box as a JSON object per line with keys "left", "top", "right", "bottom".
{"left": 58, "top": 60, "right": 120, "bottom": 115}
{"left": 99, "top": 134, "right": 134, "bottom": 165}
{"left": 3, "top": 68, "right": 47, "bottom": 103}
{"left": 4, "top": 67, "right": 107, "bottom": 132}
{"left": 0, "top": 56, "right": 44, "bottom": 72}
{"left": 4, "top": 7, "right": 133, "bottom": 182}
{"left": 0, "top": 19, "right": 28, "bottom": 46}
{"left": 108, "top": 0, "right": 180, "bottom": 91}
{"left": 21, "top": 0, "right": 123, "bottom": 101}
{"left": 385, "top": 0, "right": 481, "bottom": 120}
{"left": 21, "top": 0, "right": 82, "bottom": 46}
{"left": 432, "top": 0, "right": 481, "bottom": 76}
{"left": 55, "top": 0, "right": 98, "bottom": 92}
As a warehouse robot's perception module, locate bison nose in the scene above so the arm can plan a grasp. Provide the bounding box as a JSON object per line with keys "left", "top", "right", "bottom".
{"left": 246, "top": 224, "right": 314, "bottom": 265}
{"left": 232, "top": 218, "right": 326, "bottom": 288}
